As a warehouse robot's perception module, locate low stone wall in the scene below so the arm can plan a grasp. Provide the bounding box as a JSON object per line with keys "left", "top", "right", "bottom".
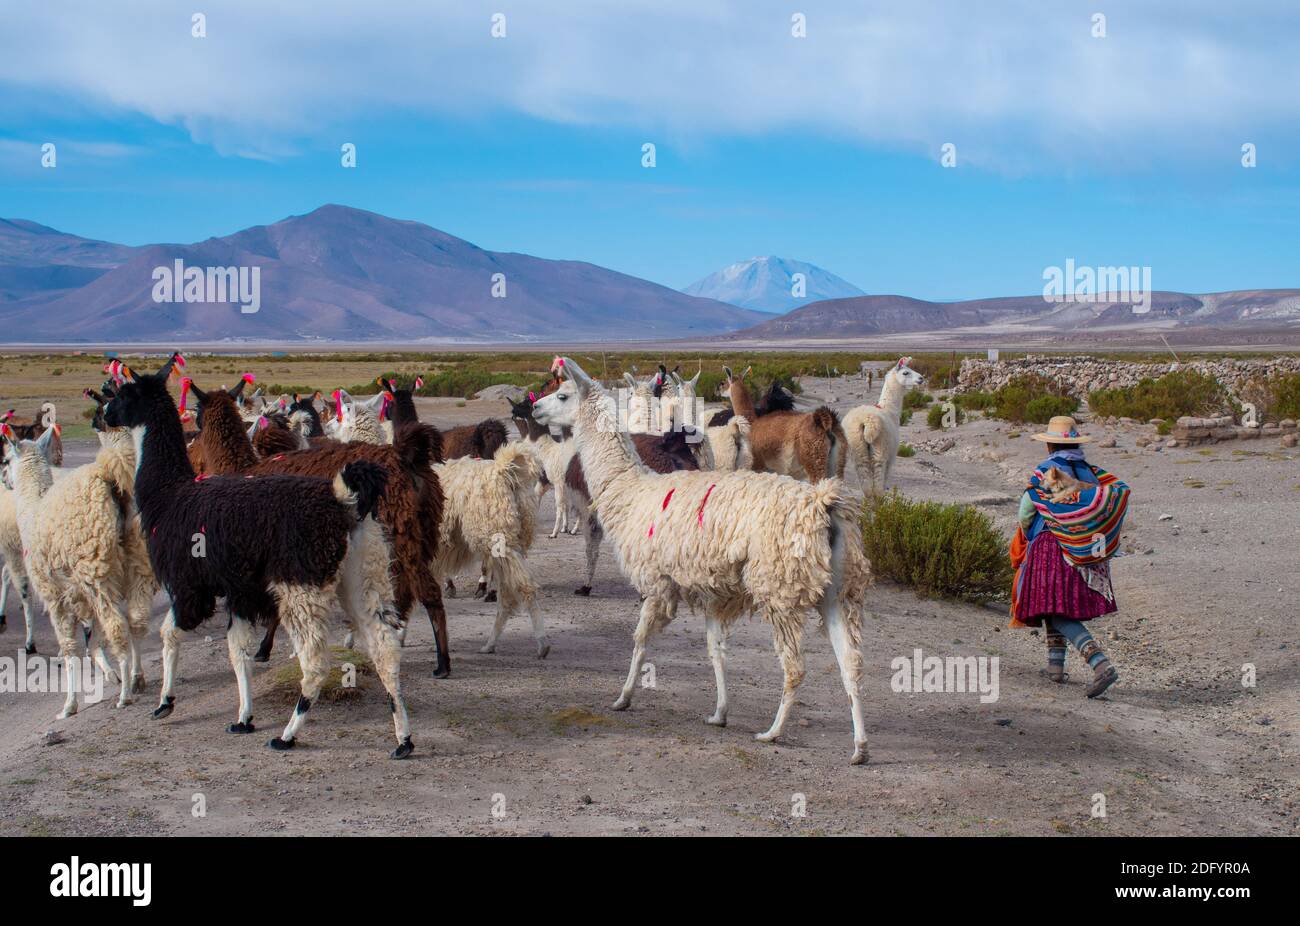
{"left": 1173, "top": 416, "right": 1298, "bottom": 446}
{"left": 957, "top": 354, "right": 1300, "bottom": 400}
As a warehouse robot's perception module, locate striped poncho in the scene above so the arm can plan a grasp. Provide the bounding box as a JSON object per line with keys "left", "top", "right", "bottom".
{"left": 1026, "top": 461, "right": 1131, "bottom": 566}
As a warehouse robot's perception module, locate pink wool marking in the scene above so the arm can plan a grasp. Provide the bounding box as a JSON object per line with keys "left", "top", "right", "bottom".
{"left": 697, "top": 484, "right": 716, "bottom": 526}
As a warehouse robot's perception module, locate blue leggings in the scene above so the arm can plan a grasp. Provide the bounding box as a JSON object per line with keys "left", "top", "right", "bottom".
{"left": 1047, "top": 616, "right": 1106, "bottom": 668}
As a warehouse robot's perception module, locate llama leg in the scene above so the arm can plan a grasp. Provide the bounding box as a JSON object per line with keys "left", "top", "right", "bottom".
{"left": 704, "top": 613, "right": 730, "bottom": 726}
{"left": 154, "top": 607, "right": 182, "bottom": 719}
{"left": 351, "top": 609, "right": 414, "bottom": 759}
{"left": 47, "top": 603, "right": 80, "bottom": 719}
{"left": 548, "top": 483, "right": 565, "bottom": 538}
{"left": 128, "top": 634, "right": 146, "bottom": 694}
{"left": 575, "top": 514, "right": 601, "bottom": 596}
{"left": 756, "top": 622, "right": 805, "bottom": 744}
{"left": 474, "top": 562, "right": 488, "bottom": 599}
{"left": 225, "top": 615, "right": 257, "bottom": 733}
{"left": 0, "top": 564, "right": 8, "bottom": 631}
{"left": 83, "top": 622, "right": 118, "bottom": 686}
{"left": 425, "top": 589, "right": 451, "bottom": 678}
{"left": 253, "top": 618, "right": 278, "bottom": 663}
{"left": 269, "top": 592, "right": 331, "bottom": 751}
{"left": 820, "top": 593, "right": 868, "bottom": 765}
{"left": 88, "top": 590, "right": 135, "bottom": 708}
{"left": 18, "top": 573, "right": 37, "bottom": 655}
{"left": 613, "top": 594, "right": 673, "bottom": 711}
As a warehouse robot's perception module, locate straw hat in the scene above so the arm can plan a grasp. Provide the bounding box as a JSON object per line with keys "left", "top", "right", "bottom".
{"left": 1031, "top": 415, "right": 1091, "bottom": 444}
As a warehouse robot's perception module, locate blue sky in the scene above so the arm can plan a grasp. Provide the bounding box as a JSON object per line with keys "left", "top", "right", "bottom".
{"left": 2, "top": 1, "right": 1298, "bottom": 300}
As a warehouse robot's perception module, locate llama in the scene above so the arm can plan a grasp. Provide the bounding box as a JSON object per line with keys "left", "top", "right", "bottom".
{"left": 1, "top": 406, "right": 63, "bottom": 466}
{"left": 433, "top": 445, "right": 549, "bottom": 656}
{"left": 724, "top": 367, "right": 846, "bottom": 482}
{"left": 0, "top": 463, "right": 39, "bottom": 654}
{"left": 3, "top": 424, "right": 157, "bottom": 716}
{"left": 509, "top": 395, "right": 580, "bottom": 538}
{"left": 184, "top": 379, "right": 450, "bottom": 678}
{"left": 440, "top": 419, "right": 509, "bottom": 460}
{"left": 534, "top": 359, "right": 873, "bottom": 764}
{"left": 334, "top": 390, "right": 388, "bottom": 444}
{"left": 700, "top": 380, "right": 791, "bottom": 472}
{"left": 102, "top": 356, "right": 416, "bottom": 757}
{"left": 841, "top": 357, "right": 925, "bottom": 496}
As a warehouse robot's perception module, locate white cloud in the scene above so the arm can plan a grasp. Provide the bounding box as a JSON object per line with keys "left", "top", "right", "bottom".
{"left": 1, "top": 0, "right": 1297, "bottom": 168}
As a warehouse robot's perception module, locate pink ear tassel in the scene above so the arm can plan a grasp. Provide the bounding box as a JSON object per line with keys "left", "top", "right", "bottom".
{"left": 257, "top": 415, "right": 269, "bottom": 430}
{"left": 528, "top": 392, "right": 536, "bottom": 403}
{"left": 414, "top": 376, "right": 424, "bottom": 390}
{"left": 242, "top": 373, "right": 255, "bottom": 384}
{"left": 178, "top": 377, "right": 192, "bottom": 413}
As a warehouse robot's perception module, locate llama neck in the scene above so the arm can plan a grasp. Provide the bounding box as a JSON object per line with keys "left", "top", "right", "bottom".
{"left": 574, "top": 393, "right": 642, "bottom": 501}
{"left": 730, "top": 381, "right": 757, "bottom": 418}
{"left": 10, "top": 454, "right": 52, "bottom": 511}
{"left": 389, "top": 393, "right": 419, "bottom": 426}
{"left": 876, "top": 373, "right": 906, "bottom": 418}
{"left": 135, "top": 391, "right": 197, "bottom": 525}
{"left": 201, "top": 399, "right": 258, "bottom": 473}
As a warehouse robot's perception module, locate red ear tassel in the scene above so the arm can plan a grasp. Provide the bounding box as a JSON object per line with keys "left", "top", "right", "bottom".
{"left": 178, "top": 377, "right": 192, "bottom": 413}
{"left": 331, "top": 389, "right": 342, "bottom": 420}
{"left": 242, "top": 373, "right": 255, "bottom": 384}
{"left": 414, "top": 376, "right": 424, "bottom": 390}
{"left": 528, "top": 392, "right": 536, "bottom": 403}
{"left": 257, "top": 415, "right": 269, "bottom": 430}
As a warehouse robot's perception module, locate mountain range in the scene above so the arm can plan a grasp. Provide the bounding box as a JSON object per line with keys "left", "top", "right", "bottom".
{"left": 0, "top": 206, "right": 763, "bottom": 343}
{"left": 1, "top": 207, "right": 1296, "bottom": 344}
{"left": 725, "top": 290, "right": 1300, "bottom": 342}
{"left": 682, "top": 256, "right": 865, "bottom": 313}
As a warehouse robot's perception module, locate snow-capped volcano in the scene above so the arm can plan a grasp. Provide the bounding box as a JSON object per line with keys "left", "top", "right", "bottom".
{"left": 682, "top": 256, "right": 866, "bottom": 313}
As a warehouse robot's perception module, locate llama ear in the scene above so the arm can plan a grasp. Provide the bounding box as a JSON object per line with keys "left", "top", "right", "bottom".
{"left": 723, "top": 366, "right": 734, "bottom": 382}
{"left": 155, "top": 351, "right": 184, "bottom": 379}
{"left": 188, "top": 381, "right": 208, "bottom": 404}
{"left": 34, "top": 424, "right": 57, "bottom": 458}
{"left": 559, "top": 357, "right": 594, "bottom": 397}
{"left": 742, "top": 366, "right": 752, "bottom": 381}
{"left": 623, "top": 372, "right": 638, "bottom": 388}
{"left": 231, "top": 373, "right": 254, "bottom": 399}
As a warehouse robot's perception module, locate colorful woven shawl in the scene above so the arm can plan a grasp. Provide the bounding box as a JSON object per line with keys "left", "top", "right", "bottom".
{"left": 1026, "top": 463, "right": 1130, "bottom": 566}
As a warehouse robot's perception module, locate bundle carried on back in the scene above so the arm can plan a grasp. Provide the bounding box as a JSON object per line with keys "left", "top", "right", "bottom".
{"left": 1025, "top": 463, "right": 1130, "bottom": 566}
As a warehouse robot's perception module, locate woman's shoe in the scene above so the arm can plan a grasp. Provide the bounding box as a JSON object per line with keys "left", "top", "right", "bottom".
{"left": 1086, "top": 659, "right": 1118, "bottom": 698}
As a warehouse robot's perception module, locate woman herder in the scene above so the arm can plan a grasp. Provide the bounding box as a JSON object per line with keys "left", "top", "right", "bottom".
{"left": 1010, "top": 416, "right": 1128, "bottom": 698}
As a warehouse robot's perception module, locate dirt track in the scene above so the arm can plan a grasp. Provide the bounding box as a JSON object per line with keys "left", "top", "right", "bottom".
{"left": 1, "top": 382, "right": 1296, "bottom": 836}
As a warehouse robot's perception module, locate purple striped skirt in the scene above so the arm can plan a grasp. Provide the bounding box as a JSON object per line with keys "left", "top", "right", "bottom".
{"left": 1015, "top": 530, "right": 1117, "bottom": 626}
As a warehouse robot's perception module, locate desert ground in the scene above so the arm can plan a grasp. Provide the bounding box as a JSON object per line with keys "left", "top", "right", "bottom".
{"left": 0, "top": 368, "right": 1296, "bottom": 836}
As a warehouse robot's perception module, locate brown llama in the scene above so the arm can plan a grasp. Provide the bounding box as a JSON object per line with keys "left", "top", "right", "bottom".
{"left": 724, "top": 366, "right": 846, "bottom": 482}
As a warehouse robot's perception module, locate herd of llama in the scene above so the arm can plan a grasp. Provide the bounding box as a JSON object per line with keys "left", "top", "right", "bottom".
{"left": 0, "top": 353, "right": 923, "bottom": 765}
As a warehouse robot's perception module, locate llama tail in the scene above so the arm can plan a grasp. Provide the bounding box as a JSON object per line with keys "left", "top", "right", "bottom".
{"left": 334, "top": 461, "right": 388, "bottom": 522}
{"left": 491, "top": 441, "right": 541, "bottom": 491}
{"left": 812, "top": 407, "right": 845, "bottom": 479}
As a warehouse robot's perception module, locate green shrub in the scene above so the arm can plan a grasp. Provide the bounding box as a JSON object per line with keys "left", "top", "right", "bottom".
{"left": 896, "top": 443, "right": 915, "bottom": 457}
{"left": 989, "top": 374, "right": 1078, "bottom": 424}
{"left": 953, "top": 391, "right": 995, "bottom": 411}
{"left": 861, "top": 493, "right": 1012, "bottom": 603}
{"left": 1024, "top": 394, "right": 1079, "bottom": 424}
{"left": 899, "top": 408, "right": 913, "bottom": 426}
{"left": 1088, "top": 369, "right": 1230, "bottom": 421}
{"left": 926, "top": 402, "right": 966, "bottom": 430}
{"left": 903, "top": 390, "right": 934, "bottom": 410}
{"left": 1238, "top": 372, "right": 1300, "bottom": 423}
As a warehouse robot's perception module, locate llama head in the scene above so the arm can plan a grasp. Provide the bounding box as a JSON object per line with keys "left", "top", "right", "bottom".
{"left": 670, "top": 361, "right": 702, "bottom": 395}
{"left": 289, "top": 392, "right": 325, "bottom": 437}
{"left": 102, "top": 353, "right": 183, "bottom": 430}
{"left": 1, "top": 421, "right": 59, "bottom": 492}
{"left": 185, "top": 376, "right": 248, "bottom": 431}
{"left": 891, "top": 356, "right": 924, "bottom": 389}
{"left": 533, "top": 356, "right": 599, "bottom": 430}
